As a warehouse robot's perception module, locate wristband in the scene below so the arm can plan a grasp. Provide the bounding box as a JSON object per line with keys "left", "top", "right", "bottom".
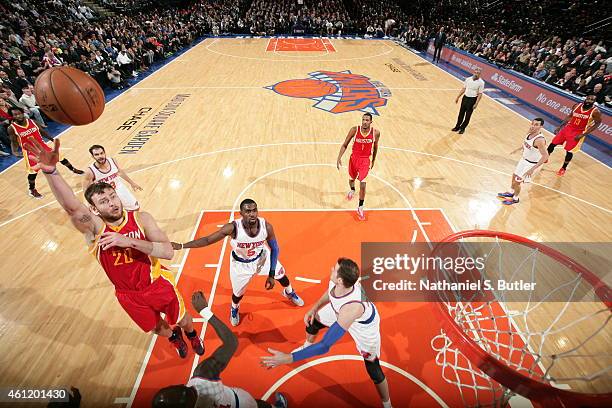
{"left": 43, "top": 167, "right": 58, "bottom": 175}
{"left": 199, "top": 307, "right": 213, "bottom": 321}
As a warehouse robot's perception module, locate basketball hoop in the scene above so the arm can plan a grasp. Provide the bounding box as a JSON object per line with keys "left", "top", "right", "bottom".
{"left": 429, "top": 230, "right": 611, "bottom": 407}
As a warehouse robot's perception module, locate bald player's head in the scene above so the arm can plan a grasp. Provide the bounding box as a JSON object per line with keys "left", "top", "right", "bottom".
{"left": 152, "top": 385, "right": 201, "bottom": 408}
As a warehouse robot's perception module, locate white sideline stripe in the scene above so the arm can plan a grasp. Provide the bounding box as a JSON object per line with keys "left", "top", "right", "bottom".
{"left": 421, "top": 222, "right": 431, "bottom": 225}
{"left": 216, "top": 224, "right": 224, "bottom": 227}
{"left": 204, "top": 263, "right": 219, "bottom": 268}
{"left": 411, "top": 229, "right": 418, "bottom": 243}
{"left": 114, "top": 397, "right": 130, "bottom": 404}
{"left": 260, "top": 355, "right": 449, "bottom": 407}
{"left": 295, "top": 277, "right": 321, "bottom": 284}
{"left": 124, "top": 210, "right": 204, "bottom": 407}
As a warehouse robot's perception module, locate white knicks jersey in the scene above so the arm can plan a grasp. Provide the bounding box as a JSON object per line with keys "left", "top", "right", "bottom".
{"left": 88, "top": 157, "right": 139, "bottom": 210}
{"left": 328, "top": 280, "right": 374, "bottom": 323}
{"left": 186, "top": 377, "right": 235, "bottom": 408}
{"left": 230, "top": 217, "right": 268, "bottom": 260}
{"left": 522, "top": 132, "right": 545, "bottom": 163}
{"left": 89, "top": 157, "right": 121, "bottom": 187}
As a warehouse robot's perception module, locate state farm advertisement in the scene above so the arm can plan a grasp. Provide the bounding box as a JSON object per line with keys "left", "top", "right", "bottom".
{"left": 427, "top": 43, "right": 612, "bottom": 146}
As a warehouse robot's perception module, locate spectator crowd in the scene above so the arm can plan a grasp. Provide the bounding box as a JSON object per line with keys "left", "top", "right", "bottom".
{"left": 0, "top": 0, "right": 609, "bottom": 154}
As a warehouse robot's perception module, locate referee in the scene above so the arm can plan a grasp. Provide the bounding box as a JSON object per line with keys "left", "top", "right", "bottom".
{"left": 452, "top": 67, "right": 485, "bottom": 134}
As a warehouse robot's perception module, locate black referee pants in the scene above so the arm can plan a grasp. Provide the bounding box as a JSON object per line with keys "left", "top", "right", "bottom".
{"left": 454, "top": 96, "right": 477, "bottom": 130}
{"left": 433, "top": 45, "right": 443, "bottom": 63}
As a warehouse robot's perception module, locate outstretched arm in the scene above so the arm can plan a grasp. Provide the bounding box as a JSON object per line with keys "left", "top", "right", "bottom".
{"left": 82, "top": 168, "right": 95, "bottom": 192}
{"left": 192, "top": 291, "right": 238, "bottom": 379}
{"left": 113, "top": 158, "right": 142, "bottom": 191}
{"left": 337, "top": 127, "right": 357, "bottom": 170}
{"left": 172, "top": 222, "right": 234, "bottom": 250}
{"left": 261, "top": 302, "right": 364, "bottom": 368}
{"left": 30, "top": 139, "right": 101, "bottom": 235}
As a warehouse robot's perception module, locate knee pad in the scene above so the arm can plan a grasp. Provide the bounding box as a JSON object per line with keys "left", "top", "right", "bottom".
{"left": 305, "top": 319, "right": 326, "bottom": 335}
{"left": 277, "top": 275, "right": 289, "bottom": 286}
{"left": 364, "top": 358, "right": 385, "bottom": 384}
{"left": 564, "top": 151, "right": 574, "bottom": 161}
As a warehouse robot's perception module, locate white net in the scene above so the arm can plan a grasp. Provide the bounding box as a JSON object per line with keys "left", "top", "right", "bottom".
{"left": 429, "top": 233, "right": 612, "bottom": 407}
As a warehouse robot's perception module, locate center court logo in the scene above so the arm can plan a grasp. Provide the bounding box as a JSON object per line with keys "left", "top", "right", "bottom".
{"left": 265, "top": 70, "right": 391, "bottom": 115}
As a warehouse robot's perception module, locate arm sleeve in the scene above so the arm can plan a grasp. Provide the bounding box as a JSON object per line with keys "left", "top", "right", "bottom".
{"left": 268, "top": 239, "right": 279, "bottom": 278}
{"left": 291, "top": 322, "right": 346, "bottom": 362}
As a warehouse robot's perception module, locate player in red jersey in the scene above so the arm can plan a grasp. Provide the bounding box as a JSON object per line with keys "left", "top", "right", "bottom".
{"left": 7, "top": 107, "right": 84, "bottom": 199}
{"left": 336, "top": 113, "right": 381, "bottom": 221}
{"left": 28, "top": 138, "right": 203, "bottom": 359}
{"left": 547, "top": 94, "right": 601, "bottom": 176}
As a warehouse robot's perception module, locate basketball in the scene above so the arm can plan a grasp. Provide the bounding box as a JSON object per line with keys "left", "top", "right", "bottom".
{"left": 34, "top": 66, "right": 105, "bottom": 126}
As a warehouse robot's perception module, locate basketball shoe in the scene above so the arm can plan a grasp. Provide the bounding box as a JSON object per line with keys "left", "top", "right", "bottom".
{"left": 282, "top": 289, "right": 304, "bottom": 306}
{"left": 186, "top": 330, "right": 204, "bottom": 356}
{"left": 29, "top": 189, "right": 43, "bottom": 199}
{"left": 169, "top": 326, "right": 188, "bottom": 358}
{"left": 230, "top": 306, "right": 240, "bottom": 326}
{"left": 274, "top": 392, "right": 288, "bottom": 408}
{"left": 357, "top": 206, "right": 365, "bottom": 221}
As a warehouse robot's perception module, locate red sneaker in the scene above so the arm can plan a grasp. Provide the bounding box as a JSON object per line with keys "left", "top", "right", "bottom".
{"left": 187, "top": 331, "right": 205, "bottom": 356}
{"left": 356, "top": 207, "right": 365, "bottom": 221}
{"left": 556, "top": 168, "right": 566, "bottom": 176}
{"left": 169, "top": 327, "right": 188, "bottom": 358}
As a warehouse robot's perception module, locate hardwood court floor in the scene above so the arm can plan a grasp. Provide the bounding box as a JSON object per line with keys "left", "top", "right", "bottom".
{"left": 0, "top": 38, "right": 610, "bottom": 407}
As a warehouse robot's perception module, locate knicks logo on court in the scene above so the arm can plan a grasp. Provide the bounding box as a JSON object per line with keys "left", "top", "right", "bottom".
{"left": 266, "top": 70, "right": 391, "bottom": 115}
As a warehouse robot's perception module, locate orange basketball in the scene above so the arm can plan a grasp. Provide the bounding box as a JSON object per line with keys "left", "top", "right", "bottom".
{"left": 272, "top": 79, "right": 338, "bottom": 98}
{"left": 34, "top": 66, "right": 105, "bottom": 126}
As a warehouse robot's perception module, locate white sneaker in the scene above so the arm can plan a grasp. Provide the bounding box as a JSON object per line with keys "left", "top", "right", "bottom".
{"left": 282, "top": 289, "right": 304, "bottom": 306}
{"left": 230, "top": 306, "right": 240, "bottom": 326}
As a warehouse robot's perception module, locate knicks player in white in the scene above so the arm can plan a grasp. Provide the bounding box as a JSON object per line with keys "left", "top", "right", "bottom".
{"left": 83, "top": 144, "right": 141, "bottom": 210}
{"left": 172, "top": 199, "right": 304, "bottom": 326}
{"left": 153, "top": 290, "right": 289, "bottom": 408}
{"left": 498, "top": 118, "right": 549, "bottom": 205}
{"left": 261, "top": 258, "right": 393, "bottom": 408}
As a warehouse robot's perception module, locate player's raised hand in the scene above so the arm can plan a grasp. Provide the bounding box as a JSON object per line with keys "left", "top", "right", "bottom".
{"left": 265, "top": 276, "right": 275, "bottom": 290}
{"left": 171, "top": 242, "right": 183, "bottom": 250}
{"left": 336, "top": 157, "right": 342, "bottom": 170}
{"left": 261, "top": 348, "right": 293, "bottom": 368}
{"left": 99, "top": 231, "right": 131, "bottom": 250}
{"left": 31, "top": 138, "right": 60, "bottom": 173}
{"left": 191, "top": 291, "right": 208, "bottom": 312}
